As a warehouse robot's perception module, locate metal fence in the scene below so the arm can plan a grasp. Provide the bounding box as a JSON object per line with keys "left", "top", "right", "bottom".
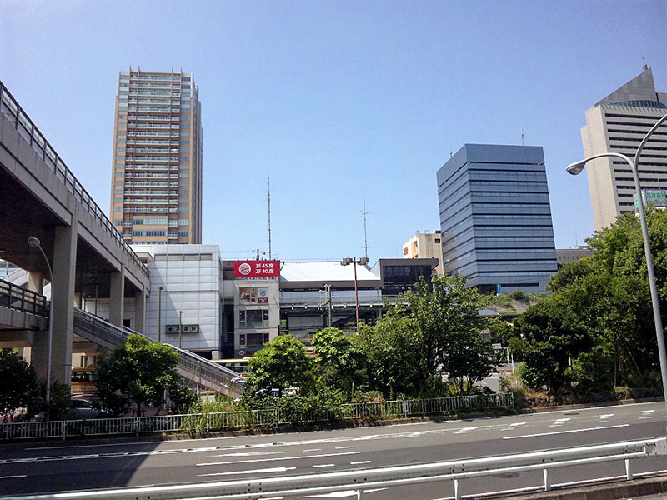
{"left": 0, "top": 81, "right": 148, "bottom": 277}
{"left": 0, "top": 393, "right": 513, "bottom": 441}
{"left": 0, "top": 279, "right": 48, "bottom": 316}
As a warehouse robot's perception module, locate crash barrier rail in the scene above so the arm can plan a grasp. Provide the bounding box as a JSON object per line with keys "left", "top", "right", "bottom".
{"left": 0, "top": 279, "right": 48, "bottom": 317}
{"left": 73, "top": 308, "right": 245, "bottom": 395}
{"left": 0, "top": 81, "right": 148, "bottom": 278}
{"left": 0, "top": 393, "right": 513, "bottom": 441}
{"left": 4, "top": 438, "right": 665, "bottom": 500}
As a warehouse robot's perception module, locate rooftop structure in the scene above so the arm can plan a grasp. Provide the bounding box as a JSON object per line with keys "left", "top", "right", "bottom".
{"left": 581, "top": 66, "right": 667, "bottom": 231}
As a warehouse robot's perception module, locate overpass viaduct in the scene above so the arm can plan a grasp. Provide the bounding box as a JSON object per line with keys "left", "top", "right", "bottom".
{"left": 0, "top": 81, "right": 151, "bottom": 386}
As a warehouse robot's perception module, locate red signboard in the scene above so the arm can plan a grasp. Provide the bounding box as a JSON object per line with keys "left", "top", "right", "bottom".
{"left": 234, "top": 260, "right": 280, "bottom": 278}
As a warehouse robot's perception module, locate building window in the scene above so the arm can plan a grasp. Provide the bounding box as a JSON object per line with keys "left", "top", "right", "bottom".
{"left": 240, "top": 287, "right": 269, "bottom": 304}
{"left": 239, "top": 309, "right": 269, "bottom": 328}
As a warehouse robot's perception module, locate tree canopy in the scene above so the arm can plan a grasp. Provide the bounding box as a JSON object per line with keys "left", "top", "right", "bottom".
{"left": 512, "top": 209, "right": 667, "bottom": 392}
{"left": 96, "top": 334, "right": 180, "bottom": 415}
{"left": 243, "top": 334, "right": 314, "bottom": 399}
{"left": 0, "top": 349, "right": 40, "bottom": 418}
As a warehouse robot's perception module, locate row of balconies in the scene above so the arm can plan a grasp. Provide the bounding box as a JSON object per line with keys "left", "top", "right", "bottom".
{"left": 124, "top": 190, "right": 179, "bottom": 196}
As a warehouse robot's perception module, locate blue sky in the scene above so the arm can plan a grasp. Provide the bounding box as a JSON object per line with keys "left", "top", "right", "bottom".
{"left": 2, "top": 1, "right": 665, "bottom": 263}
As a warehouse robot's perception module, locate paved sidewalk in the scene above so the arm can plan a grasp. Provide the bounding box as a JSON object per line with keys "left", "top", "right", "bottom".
{"left": 507, "top": 474, "right": 667, "bottom": 500}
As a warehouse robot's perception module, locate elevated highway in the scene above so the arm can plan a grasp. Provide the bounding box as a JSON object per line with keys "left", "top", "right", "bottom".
{"left": 0, "top": 279, "right": 243, "bottom": 396}
{"left": 0, "top": 81, "right": 150, "bottom": 385}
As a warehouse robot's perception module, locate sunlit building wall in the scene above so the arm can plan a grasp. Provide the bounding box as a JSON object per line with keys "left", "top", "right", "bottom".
{"left": 110, "top": 68, "right": 203, "bottom": 244}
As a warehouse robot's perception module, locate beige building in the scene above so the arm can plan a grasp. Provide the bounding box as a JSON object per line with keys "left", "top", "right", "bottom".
{"left": 110, "top": 68, "right": 203, "bottom": 244}
{"left": 556, "top": 246, "right": 592, "bottom": 265}
{"left": 403, "top": 230, "right": 444, "bottom": 275}
{"left": 581, "top": 66, "right": 667, "bottom": 232}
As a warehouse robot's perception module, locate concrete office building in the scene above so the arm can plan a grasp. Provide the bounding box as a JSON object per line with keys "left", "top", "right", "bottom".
{"left": 437, "top": 144, "right": 558, "bottom": 294}
{"left": 581, "top": 66, "right": 667, "bottom": 231}
{"left": 402, "top": 231, "right": 444, "bottom": 275}
{"left": 110, "top": 68, "right": 203, "bottom": 244}
{"left": 556, "top": 246, "right": 592, "bottom": 265}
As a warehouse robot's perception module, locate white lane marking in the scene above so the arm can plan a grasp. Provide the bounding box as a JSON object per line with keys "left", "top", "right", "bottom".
{"left": 640, "top": 410, "right": 655, "bottom": 419}
{"left": 0, "top": 475, "right": 28, "bottom": 479}
{"left": 313, "top": 464, "right": 335, "bottom": 468}
{"left": 600, "top": 414, "right": 614, "bottom": 420}
{"left": 503, "top": 423, "right": 630, "bottom": 440}
{"left": 350, "top": 461, "right": 371, "bottom": 465}
{"left": 197, "top": 451, "right": 360, "bottom": 467}
{"left": 549, "top": 418, "right": 571, "bottom": 427}
{"left": 307, "top": 489, "right": 387, "bottom": 498}
{"left": 199, "top": 466, "right": 296, "bottom": 477}
{"left": 215, "top": 452, "right": 284, "bottom": 458}
{"left": 454, "top": 426, "right": 478, "bottom": 434}
{"left": 501, "top": 421, "right": 526, "bottom": 431}
{"left": 335, "top": 446, "right": 352, "bottom": 449}
{"left": 303, "top": 449, "right": 321, "bottom": 452}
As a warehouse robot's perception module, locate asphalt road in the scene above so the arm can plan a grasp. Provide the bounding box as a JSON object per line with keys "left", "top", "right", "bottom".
{"left": 1, "top": 401, "right": 666, "bottom": 499}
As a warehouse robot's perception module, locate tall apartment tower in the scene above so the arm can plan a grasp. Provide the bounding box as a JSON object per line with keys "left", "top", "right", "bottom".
{"left": 110, "top": 68, "right": 203, "bottom": 244}
{"left": 437, "top": 144, "right": 558, "bottom": 294}
{"left": 581, "top": 66, "right": 667, "bottom": 232}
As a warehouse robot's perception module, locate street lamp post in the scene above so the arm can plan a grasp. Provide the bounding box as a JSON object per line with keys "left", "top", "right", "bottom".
{"left": 341, "top": 257, "right": 369, "bottom": 333}
{"left": 157, "top": 286, "right": 163, "bottom": 343}
{"left": 566, "top": 113, "right": 667, "bottom": 421}
{"left": 179, "top": 310, "right": 183, "bottom": 349}
{"left": 27, "top": 237, "right": 54, "bottom": 412}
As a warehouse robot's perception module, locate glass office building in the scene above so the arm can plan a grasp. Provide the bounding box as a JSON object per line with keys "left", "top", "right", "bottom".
{"left": 437, "top": 144, "right": 558, "bottom": 294}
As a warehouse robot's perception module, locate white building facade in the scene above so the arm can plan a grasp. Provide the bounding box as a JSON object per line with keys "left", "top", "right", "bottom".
{"left": 133, "top": 244, "right": 223, "bottom": 359}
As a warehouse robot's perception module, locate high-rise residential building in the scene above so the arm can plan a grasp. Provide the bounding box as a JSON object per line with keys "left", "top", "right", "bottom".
{"left": 110, "top": 68, "right": 203, "bottom": 244}
{"left": 437, "top": 144, "right": 558, "bottom": 294}
{"left": 581, "top": 66, "right": 667, "bottom": 232}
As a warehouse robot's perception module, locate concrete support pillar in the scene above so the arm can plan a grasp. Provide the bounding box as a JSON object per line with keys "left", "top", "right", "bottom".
{"left": 33, "top": 224, "right": 78, "bottom": 386}
{"left": 134, "top": 287, "right": 146, "bottom": 334}
{"left": 27, "top": 272, "right": 44, "bottom": 294}
{"left": 109, "top": 265, "right": 125, "bottom": 327}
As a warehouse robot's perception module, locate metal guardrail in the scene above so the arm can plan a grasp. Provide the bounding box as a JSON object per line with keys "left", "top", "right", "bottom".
{"left": 0, "top": 394, "right": 513, "bottom": 441}
{"left": 0, "top": 278, "right": 48, "bottom": 316}
{"left": 72, "top": 308, "right": 245, "bottom": 395}
{"left": 2, "top": 437, "right": 664, "bottom": 499}
{"left": 0, "top": 81, "right": 149, "bottom": 278}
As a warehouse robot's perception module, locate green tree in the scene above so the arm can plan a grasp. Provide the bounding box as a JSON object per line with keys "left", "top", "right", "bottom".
{"left": 542, "top": 209, "right": 667, "bottom": 389}
{"left": 510, "top": 294, "right": 592, "bottom": 392}
{"left": 96, "top": 334, "right": 180, "bottom": 415}
{"left": 0, "top": 349, "right": 40, "bottom": 418}
{"left": 358, "top": 306, "right": 425, "bottom": 398}
{"left": 403, "top": 275, "right": 494, "bottom": 393}
{"left": 312, "top": 327, "right": 367, "bottom": 395}
{"left": 243, "top": 335, "right": 314, "bottom": 400}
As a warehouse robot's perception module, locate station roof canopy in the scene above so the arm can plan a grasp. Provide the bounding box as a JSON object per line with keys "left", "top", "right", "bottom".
{"left": 280, "top": 261, "right": 382, "bottom": 290}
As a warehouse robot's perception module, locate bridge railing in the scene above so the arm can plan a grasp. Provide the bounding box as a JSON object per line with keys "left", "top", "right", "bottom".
{"left": 72, "top": 308, "right": 244, "bottom": 395}
{"left": 0, "top": 278, "right": 48, "bottom": 317}
{"left": 0, "top": 82, "right": 148, "bottom": 278}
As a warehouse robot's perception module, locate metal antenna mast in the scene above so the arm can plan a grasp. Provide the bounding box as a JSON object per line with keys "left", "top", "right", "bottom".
{"left": 362, "top": 201, "right": 369, "bottom": 260}
{"left": 268, "top": 178, "right": 272, "bottom": 260}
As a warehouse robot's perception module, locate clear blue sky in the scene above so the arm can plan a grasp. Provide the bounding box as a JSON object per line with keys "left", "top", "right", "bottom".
{"left": 2, "top": 1, "right": 665, "bottom": 263}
